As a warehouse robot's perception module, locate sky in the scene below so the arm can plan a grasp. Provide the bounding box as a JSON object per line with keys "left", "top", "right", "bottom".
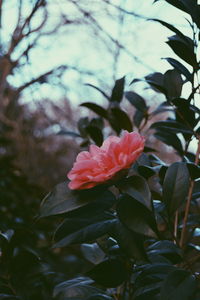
{"left": 2, "top": 0, "right": 193, "bottom": 105}
{"left": 1, "top": 0, "right": 199, "bottom": 151}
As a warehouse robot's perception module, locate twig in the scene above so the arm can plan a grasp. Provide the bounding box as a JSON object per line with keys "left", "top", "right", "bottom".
{"left": 174, "top": 210, "right": 178, "bottom": 243}
{"left": 179, "top": 136, "right": 200, "bottom": 248}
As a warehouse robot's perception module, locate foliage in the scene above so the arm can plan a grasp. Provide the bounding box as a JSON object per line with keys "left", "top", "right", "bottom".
{"left": 1, "top": 0, "right": 200, "bottom": 299}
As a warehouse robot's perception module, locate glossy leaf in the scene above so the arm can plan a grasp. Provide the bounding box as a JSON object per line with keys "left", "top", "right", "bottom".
{"left": 53, "top": 219, "right": 117, "bottom": 248}
{"left": 81, "top": 243, "right": 105, "bottom": 265}
{"left": 163, "top": 69, "right": 183, "bottom": 99}
{"left": 117, "top": 194, "right": 158, "bottom": 238}
{"left": 87, "top": 259, "right": 128, "bottom": 287}
{"left": 164, "top": 57, "right": 193, "bottom": 82}
{"left": 110, "top": 76, "right": 125, "bottom": 103}
{"left": 53, "top": 277, "right": 102, "bottom": 299}
{"left": 151, "top": 120, "right": 193, "bottom": 135}
{"left": 40, "top": 184, "right": 115, "bottom": 217}
{"left": 163, "top": 162, "right": 190, "bottom": 214}
{"left": 80, "top": 102, "right": 108, "bottom": 119}
{"left": 160, "top": 269, "right": 197, "bottom": 300}
{"left": 109, "top": 107, "right": 132, "bottom": 133}
{"left": 125, "top": 91, "right": 147, "bottom": 112}
{"left": 85, "top": 83, "right": 110, "bottom": 100}
{"left": 166, "top": 35, "right": 197, "bottom": 68}
{"left": 116, "top": 175, "right": 152, "bottom": 210}
{"left": 154, "top": 131, "right": 183, "bottom": 154}
{"left": 111, "top": 220, "right": 147, "bottom": 260}
{"left": 86, "top": 125, "right": 103, "bottom": 146}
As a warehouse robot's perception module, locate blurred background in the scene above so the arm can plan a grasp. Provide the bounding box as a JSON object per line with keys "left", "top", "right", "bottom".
{"left": 0, "top": 0, "right": 189, "bottom": 189}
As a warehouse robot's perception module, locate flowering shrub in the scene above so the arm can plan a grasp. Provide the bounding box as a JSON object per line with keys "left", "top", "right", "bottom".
{"left": 68, "top": 131, "right": 145, "bottom": 190}
{"left": 1, "top": 0, "right": 200, "bottom": 299}
{"left": 39, "top": 1, "right": 200, "bottom": 298}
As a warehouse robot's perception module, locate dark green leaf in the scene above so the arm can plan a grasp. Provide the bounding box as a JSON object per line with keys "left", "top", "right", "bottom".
{"left": 86, "top": 125, "right": 103, "bottom": 146}
{"left": 53, "top": 277, "right": 102, "bottom": 299}
{"left": 137, "top": 165, "right": 156, "bottom": 179}
{"left": 87, "top": 295, "right": 113, "bottom": 300}
{"left": 163, "top": 69, "right": 183, "bottom": 99}
{"left": 180, "top": 0, "right": 200, "bottom": 29}
{"left": 162, "top": 0, "right": 188, "bottom": 13}
{"left": 54, "top": 212, "right": 113, "bottom": 243}
{"left": 87, "top": 259, "right": 128, "bottom": 287}
{"left": 151, "top": 120, "right": 193, "bottom": 135}
{"left": 78, "top": 117, "right": 90, "bottom": 137}
{"left": 163, "top": 57, "right": 193, "bottom": 82}
{"left": 150, "top": 19, "right": 188, "bottom": 42}
{"left": 111, "top": 220, "right": 147, "bottom": 260}
{"left": 166, "top": 35, "right": 197, "bottom": 68}
{"left": 151, "top": 102, "right": 173, "bottom": 116}
{"left": 81, "top": 243, "right": 105, "bottom": 265}
{"left": 117, "top": 194, "right": 157, "bottom": 238}
{"left": 133, "top": 110, "right": 145, "bottom": 128}
{"left": 154, "top": 131, "right": 183, "bottom": 154}
{"left": 110, "top": 77, "right": 125, "bottom": 103}
{"left": 109, "top": 107, "right": 132, "bottom": 133}
{"left": 145, "top": 73, "right": 167, "bottom": 95}
{"left": 57, "top": 130, "right": 81, "bottom": 137}
{"left": 80, "top": 102, "right": 108, "bottom": 119}
{"left": 53, "top": 219, "right": 117, "bottom": 248}
{"left": 187, "top": 163, "right": 200, "bottom": 180}
{"left": 147, "top": 240, "right": 182, "bottom": 264}
{"left": 172, "top": 98, "right": 198, "bottom": 128}
{"left": 85, "top": 83, "right": 110, "bottom": 100}
{"left": 40, "top": 184, "right": 115, "bottom": 217}
{"left": 163, "top": 162, "right": 190, "bottom": 214}
{"left": 117, "top": 175, "right": 152, "bottom": 210}
{"left": 160, "top": 269, "right": 197, "bottom": 300}
{"left": 125, "top": 91, "right": 147, "bottom": 112}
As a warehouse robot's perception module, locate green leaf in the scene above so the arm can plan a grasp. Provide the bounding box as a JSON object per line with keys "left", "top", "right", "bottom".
{"left": 111, "top": 220, "right": 147, "bottom": 260}
{"left": 160, "top": 269, "right": 197, "bottom": 300}
{"left": 163, "top": 69, "right": 183, "bottom": 99}
{"left": 186, "top": 163, "right": 200, "bottom": 180}
{"left": 110, "top": 76, "right": 125, "bottom": 103}
{"left": 151, "top": 120, "right": 193, "bottom": 135}
{"left": 166, "top": 35, "right": 197, "bottom": 68}
{"left": 53, "top": 219, "right": 117, "bottom": 248}
{"left": 125, "top": 91, "right": 147, "bottom": 112}
{"left": 87, "top": 295, "right": 113, "bottom": 300}
{"left": 81, "top": 243, "right": 105, "bottom": 265}
{"left": 147, "top": 240, "right": 182, "bottom": 264}
{"left": 163, "top": 162, "right": 190, "bottom": 214}
{"left": 154, "top": 131, "right": 183, "bottom": 154}
{"left": 86, "top": 125, "right": 103, "bottom": 146}
{"left": 109, "top": 107, "right": 132, "bottom": 133}
{"left": 87, "top": 259, "right": 128, "bottom": 287}
{"left": 80, "top": 102, "right": 108, "bottom": 119}
{"left": 180, "top": 0, "right": 200, "bottom": 29}
{"left": 160, "top": 0, "right": 188, "bottom": 13}
{"left": 117, "top": 175, "right": 152, "bottom": 210}
{"left": 85, "top": 83, "right": 110, "bottom": 100}
{"left": 150, "top": 19, "right": 189, "bottom": 43}
{"left": 163, "top": 57, "right": 193, "bottom": 82}
{"left": 40, "top": 184, "right": 115, "bottom": 217}
{"left": 117, "top": 194, "right": 158, "bottom": 238}
{"left": 133, "top": 109, "right": 145, "bottom": 128}
{"left": 53, "top": 277, "right": 102, "bottom": 299}
{"left": 54, "top": 213, "right": 113, "bottom": 243}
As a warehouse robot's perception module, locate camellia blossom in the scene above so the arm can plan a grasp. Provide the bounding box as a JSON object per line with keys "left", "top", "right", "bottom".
{"left": 67, "top": 131, "right": 145, "bottom": 190}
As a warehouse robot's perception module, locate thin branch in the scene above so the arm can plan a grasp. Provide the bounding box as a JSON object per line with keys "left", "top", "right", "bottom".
{"left": 179, "top": 136, "right": 200, "bottom": 248}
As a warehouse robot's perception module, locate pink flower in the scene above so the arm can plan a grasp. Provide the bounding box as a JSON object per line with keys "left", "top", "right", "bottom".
{"left": 67, "top": 131, "right": 145, "bottom": 190}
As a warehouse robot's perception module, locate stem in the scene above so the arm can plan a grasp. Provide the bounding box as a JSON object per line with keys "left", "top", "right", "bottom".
{"left": 174, "top": 211, "right": 178, "bottom": 243}
{"left": 179, "top": 137, "right": 200, "bottom": 248}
